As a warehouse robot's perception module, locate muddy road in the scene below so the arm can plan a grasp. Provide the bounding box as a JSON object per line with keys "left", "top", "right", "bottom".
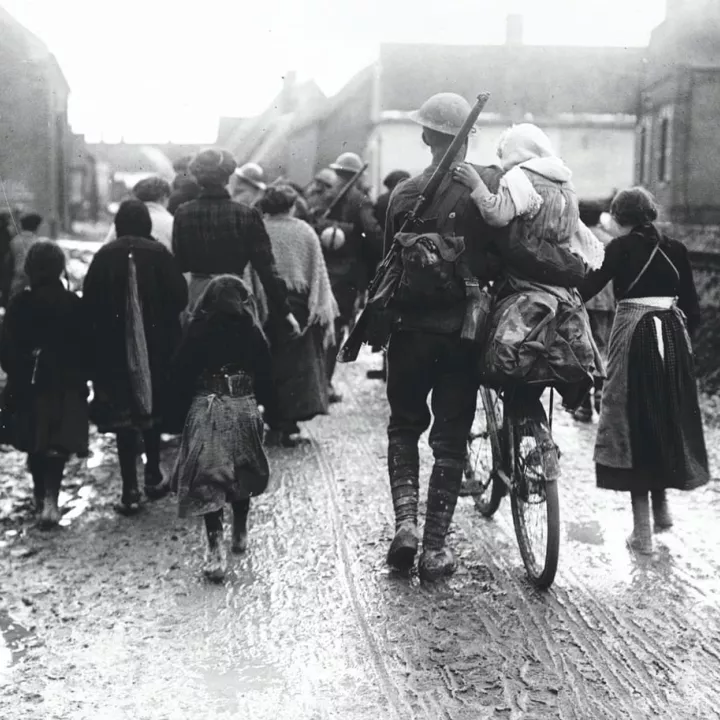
{"left": 3, "top": 352, "right": 720, "bottom": 719}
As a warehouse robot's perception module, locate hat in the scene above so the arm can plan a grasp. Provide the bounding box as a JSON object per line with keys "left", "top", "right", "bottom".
{"left": 189, "top": 148, "right": 237, "bottom": 184}
{"left": 329, "top": 152, "right": 364, "bottom": 174}
{"left": 235, "top": 163, "right": 267, "bottom": 191}
{"left": 409, "top": 93, "right": 476, "bottom": 137}
{"left": 383, "top": 170, "right": 411, "bottom": 190}
{"left": 314, "top": 168, "right": 338, "bottom": 187}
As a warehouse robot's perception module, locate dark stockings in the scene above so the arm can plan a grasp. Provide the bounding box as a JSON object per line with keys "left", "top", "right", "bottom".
{"left": 232, "top": 499, "right": 250, "bottom": 553}
{"left": 116, "top": 428, "right": 162, "bottom": 499}
{"left": 204, "top": 509, "right": 224, "bottom": 549}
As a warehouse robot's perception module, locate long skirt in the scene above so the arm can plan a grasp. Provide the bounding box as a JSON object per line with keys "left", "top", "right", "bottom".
{"left": 596, "top": 309, "right": 709, "bottom": 493}
{"left": 266, "top": 291, "right": 329, "bottom": 427}
{"left": 172, "top": 392, "right": 269, "bottom": 518}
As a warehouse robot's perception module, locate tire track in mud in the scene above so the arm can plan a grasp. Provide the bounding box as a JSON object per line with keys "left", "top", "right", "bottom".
{"left": 307, "top": 432, "right": 410, "bottom": 720}
{"left": 322, "top": 358, "right": 720, "bottom": 719}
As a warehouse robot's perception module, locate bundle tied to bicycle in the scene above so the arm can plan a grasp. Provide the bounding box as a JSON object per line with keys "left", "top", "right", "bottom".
{"left": 478, "top": 277, "right": 603, "bottom": 391}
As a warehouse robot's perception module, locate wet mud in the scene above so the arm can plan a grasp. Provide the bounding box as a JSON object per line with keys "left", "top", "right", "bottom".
{"left": 2, "top": 351, "right": 720, "bottom": 719}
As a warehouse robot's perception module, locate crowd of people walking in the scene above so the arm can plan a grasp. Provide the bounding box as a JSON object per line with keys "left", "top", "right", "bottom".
{"left": 0, "top": 89, "right": 710, "bottom": 582}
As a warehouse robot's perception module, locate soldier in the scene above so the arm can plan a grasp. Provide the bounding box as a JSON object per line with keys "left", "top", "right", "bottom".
{"left": 383, "top": 93, "right": 505, "bottom": 582}
{"left": 374, "top": 170, "right": 411, "bottom": 229}
{"left": 306, "top": 168, "right": 339, "bottom": 217}
{"left": 316, "top": 152, "right": 383, "bottom": 402}
{"left": 232, "top": 162, "right": 267, "bottom": 207}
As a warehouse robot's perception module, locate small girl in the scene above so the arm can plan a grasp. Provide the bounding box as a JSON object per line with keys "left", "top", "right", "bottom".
{"left": 0, "top": 242, "right": 89, "bottom": 528}
{"left": 169, "top": 275, "right": 272, "bottom": 582}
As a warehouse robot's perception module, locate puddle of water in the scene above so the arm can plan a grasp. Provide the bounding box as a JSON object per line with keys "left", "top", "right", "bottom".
{"left": 567, "top": 520, "right": 604, "bottom": 546}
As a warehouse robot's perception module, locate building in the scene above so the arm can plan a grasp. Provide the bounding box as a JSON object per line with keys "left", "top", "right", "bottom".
{"left": 220, "top": 17, "right": 643, "bottom": 202}
{"left": 0, "top": 6, "right": 76, "bottom": 237}
{"left": 636, "top": 0, "right": 720, "bottom": 248}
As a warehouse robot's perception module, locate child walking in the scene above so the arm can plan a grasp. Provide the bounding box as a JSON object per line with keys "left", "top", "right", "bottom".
{"left": 169, "top": 275, "right": 271, "bottom": 581}
{"left": 0, "top": 242, "right": 89, "bottom": 528}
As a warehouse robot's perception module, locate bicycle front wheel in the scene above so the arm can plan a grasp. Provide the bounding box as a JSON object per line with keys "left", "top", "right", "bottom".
{"left": 466, "top": 387, "right": 504, "bottom": 517}
{"left": 509, "top": 419, "right": 560, "bottom": 589}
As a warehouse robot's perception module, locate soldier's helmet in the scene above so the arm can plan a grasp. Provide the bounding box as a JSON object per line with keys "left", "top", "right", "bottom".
{"left": 329, "top": 152, "right": 364, "bottom": 174}
{"left": 234, "top": 162, "right": 267, "bottom": 190}
{"left": 314, "top": 168, "right": 338, "bottom": 188}
{"left": 409, "top": 93, "right": 476, "bottom": 137}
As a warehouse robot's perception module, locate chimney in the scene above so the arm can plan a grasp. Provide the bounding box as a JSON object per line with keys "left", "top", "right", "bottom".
{"left": 505, "top": 14, "right": 524, "bottom": 46}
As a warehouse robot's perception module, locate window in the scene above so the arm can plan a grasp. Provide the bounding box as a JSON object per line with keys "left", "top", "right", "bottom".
{"left": 657, "top": 107, "right": 673, "bottom": 183}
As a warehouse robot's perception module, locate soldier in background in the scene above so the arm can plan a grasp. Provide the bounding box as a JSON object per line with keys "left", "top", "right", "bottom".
{"left": 232, "top": 163, "right": 267, "bottom": 207}
{"left": 306, "top": 168, "right": 339, "bottom": 218}
{"left": 315, "top": 152, "right": 383, "bottom": 403}
{"left": 374, "top": 170, "right": 411, "bottom": 229}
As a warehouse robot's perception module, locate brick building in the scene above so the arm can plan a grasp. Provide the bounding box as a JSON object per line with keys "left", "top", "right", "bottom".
{"left": 636, "top": 0, "right": 720, "bottom": 248}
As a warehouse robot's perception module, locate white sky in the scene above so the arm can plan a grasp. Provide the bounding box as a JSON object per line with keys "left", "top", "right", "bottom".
{"left": 3, "top": 0, "right": 666, "bottom": 143}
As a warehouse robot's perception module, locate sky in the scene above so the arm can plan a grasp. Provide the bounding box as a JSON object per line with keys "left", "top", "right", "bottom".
{"left": 3, "top": 0, "right": 667, "bottom": 143}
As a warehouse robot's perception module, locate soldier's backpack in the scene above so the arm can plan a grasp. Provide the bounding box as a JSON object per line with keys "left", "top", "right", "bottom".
{"left": 391, "top": 176, "right": 473, "bottom": 311}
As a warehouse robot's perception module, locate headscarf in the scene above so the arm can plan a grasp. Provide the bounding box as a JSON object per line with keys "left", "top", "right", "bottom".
{"left": 189, "top": 148, "right": 237, "bottom": 187}
{"left": 191, "top": 274, "right": 266, "bottom": 341}
{"left": 115, "top": 199, "right": 152, "bottom": 239}
{"left": 25, "top": 241, "right": 65, "bottom": 288}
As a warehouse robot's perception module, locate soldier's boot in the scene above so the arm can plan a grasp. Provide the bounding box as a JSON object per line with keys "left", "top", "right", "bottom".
{"left": 29, "top": 454, "right": 45, "bottom": 514}
{"left": 38, "top": 456, "right": 64, "bottom": 530}
{"left": 651, "top": 489, "right": 673, "bottom": 532}
{"left": 419, "top": 460, "right": 463, "bottom": 582}
{"left": 627, "top": 492, "right": 653, "bottom": 555}
{"left": 386, "top": 440, "right": 420, "bottom": 570}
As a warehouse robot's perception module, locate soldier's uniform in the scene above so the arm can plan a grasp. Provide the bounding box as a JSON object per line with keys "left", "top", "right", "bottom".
{"left": 383, "top": 93, "right": 506, "bottom": 581}
{"left": 319, "top": 153, "right": 383, "bottom": 394}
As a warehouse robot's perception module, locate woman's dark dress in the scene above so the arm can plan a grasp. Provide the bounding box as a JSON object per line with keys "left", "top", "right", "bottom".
{"left": 0, "top": 282, "right": 89, "bottom": 455}
{"left": 82, "top": 236, "right": 188, "bottom": 432}
{"left": 580, "top": 223, "right": 708, "bottom": 493}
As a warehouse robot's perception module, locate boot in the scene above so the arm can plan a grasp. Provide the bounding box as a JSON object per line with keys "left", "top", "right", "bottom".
{"left": 651, "top": 489, "right": 673, "bottom": 532}
{"left": 627, "top": 493, "right": 653, "bottom": 555}
{"left": 419, "top": 461, "right": 463, "bottom": 582}
{"left": 232, "top": 499, "right": 250, "bottom": 555}
{"left": 203, "top": 541, "right": 227, "bottom": 582}
{"left": 116, "top": 431, "right": 142, "bottom": 515}
{"left": 386, "top": 439, "right": 420, "bottom": 570}
{"left": 38, "top": 456, "right": 64, "bottom": 530}
{"left": 29, "top": 455, "right": 45, "bottom": 514}
{"left": 203, "top": 510, "right": 227, "bottom": 581}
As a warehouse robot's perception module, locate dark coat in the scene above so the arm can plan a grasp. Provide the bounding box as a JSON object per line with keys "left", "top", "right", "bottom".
{"left": 82, "top": 235, "right": 188, "bottom": 432}
{"left": 324, "top": 186, "right": 384, "bottom": 295}
{"left": 0, "top": 282, "right": 89, "bottom": 455}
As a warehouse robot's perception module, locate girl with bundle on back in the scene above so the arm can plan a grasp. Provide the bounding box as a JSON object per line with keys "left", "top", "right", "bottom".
{"left": 169, "top": 275, "right": 272, "bottom": 582}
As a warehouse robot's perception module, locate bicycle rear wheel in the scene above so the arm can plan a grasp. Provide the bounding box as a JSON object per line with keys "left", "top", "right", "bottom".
{"left": 465, "top": 387, "right": 505, "bottom": 517}
{"left": 509, "top": 418, "right": 560, "bottom": 589}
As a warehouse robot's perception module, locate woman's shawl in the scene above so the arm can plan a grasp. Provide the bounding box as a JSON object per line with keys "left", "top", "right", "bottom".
{"left": 262, "top": 216, "right": 339, "bottom": 346}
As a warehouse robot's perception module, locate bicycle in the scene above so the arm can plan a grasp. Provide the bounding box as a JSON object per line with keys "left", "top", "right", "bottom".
{"left": 465, "top": 386, "right": 560, "bottom": 589}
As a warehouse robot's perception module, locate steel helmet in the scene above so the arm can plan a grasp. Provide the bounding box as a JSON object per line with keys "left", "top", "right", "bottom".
{"left": 408, "top": 93, "right": 477, "bottom": 137}
{"left": 234, "top": 162, "right": 267, "bottom": 190}
{"left": 314, "top": 168, "right": 338, "bottom": 187}
{"left": 329, "top": 152, "right": 364, "bottom": 174}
